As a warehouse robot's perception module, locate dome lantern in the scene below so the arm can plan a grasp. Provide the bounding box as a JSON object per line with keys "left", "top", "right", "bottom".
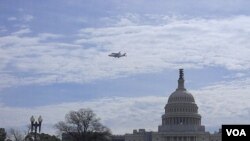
{"left": 177, "top": 68, "right": 186, "bottom": 91}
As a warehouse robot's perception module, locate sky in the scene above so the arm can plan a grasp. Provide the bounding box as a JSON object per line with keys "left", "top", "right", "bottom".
{"left": 1, "top": 0, "right": 250, "bottom": 135}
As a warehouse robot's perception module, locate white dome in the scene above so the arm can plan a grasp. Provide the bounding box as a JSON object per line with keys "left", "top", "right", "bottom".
{"left": 168, "top": 90, "right": 195, "bottom": 103}
{"left": 159, "top": 69, "right": 205, "bottom": 133}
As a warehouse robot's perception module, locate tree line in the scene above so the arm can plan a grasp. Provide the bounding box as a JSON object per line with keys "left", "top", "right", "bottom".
{"left": 0, "top": 108, "right": 111, "bottom": 141}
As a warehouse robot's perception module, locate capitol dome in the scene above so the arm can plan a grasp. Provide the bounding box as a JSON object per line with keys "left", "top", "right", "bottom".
{"left": 167, "top": 90, "right": 195, "bottom": 104}
{"left": 124, "top": 69, "right": 221, "bottom": 141}
{"left": 168, "top": 69, "right": 195, "bottom": 104}
{"left": 158, "top": 69, "right": 205, "bottom": 133}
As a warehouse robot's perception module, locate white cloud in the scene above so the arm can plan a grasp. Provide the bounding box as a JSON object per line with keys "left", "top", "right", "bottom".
{"left": 18, "top": 8, "right": 24, "bottom": 12}
{"left": 76, "top": 15, "right": 250, "bottom": 71}
{"left": 223, "top": 72, "right": 247, "bottom": 79}
{"left": 1, "top": 77, "right": 250, "bottom": 134}
{"left": 75, "top": 17, "right": 88, "bottom": 23}
{"left": 38, "top": 33, "right": 63, "bottom": 41}
{"left": 7, "top": 17, "right": 17, "bottom": 21}
{"left": 22, "top": 15, "right": 34, "bottom": 22}
{"left": 0, "top": 26, "right": 7, "bottom": 33}
{"left": 1, "top": 15, "right": 250, "bottom": 88}
{"left": 194, "top": 78, "right": 250, "bottom": 130}
{"left": 116, "top": 18, "right": 136, "bottom": 26}
{"left": 0, "top": 96, "right": 163, "bottom": 134}
{"left": 12, "top": 28, "right": 31, "bottom": 36}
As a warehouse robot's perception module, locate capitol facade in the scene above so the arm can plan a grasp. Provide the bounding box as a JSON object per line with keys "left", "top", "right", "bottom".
{"left": 123, "top": 69, "right": 221, "bottom": 141}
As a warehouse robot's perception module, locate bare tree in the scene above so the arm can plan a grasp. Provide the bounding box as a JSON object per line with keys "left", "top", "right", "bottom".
{"left": 24, "top": 125, "right": 31, "bottom": 137}
{"left": 0, "top": 128, "right": 7, "bottom": 141}
{"left": 55, "top": 108, "right": 111, "bottom": 141}
{"left": 8, "top": 128, "right": 24, "bottom": 141}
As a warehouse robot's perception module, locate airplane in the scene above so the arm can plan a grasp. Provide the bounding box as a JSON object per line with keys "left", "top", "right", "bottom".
{"left": 108, "top": 51, "right": 126, "bottom": 58}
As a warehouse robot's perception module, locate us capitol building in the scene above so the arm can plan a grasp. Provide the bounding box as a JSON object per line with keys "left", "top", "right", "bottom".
{"left": 113, "top": 69, "right": 221, "bottom": 141}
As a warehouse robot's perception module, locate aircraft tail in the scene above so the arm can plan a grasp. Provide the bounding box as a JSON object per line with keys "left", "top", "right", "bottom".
{"left": 123, "top": 53, "right": 126, "bottom": 56}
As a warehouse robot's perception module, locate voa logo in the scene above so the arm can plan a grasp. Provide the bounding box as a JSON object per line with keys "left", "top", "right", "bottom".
{"left": 226, "top": 129, "right": 246, "bottom": 136}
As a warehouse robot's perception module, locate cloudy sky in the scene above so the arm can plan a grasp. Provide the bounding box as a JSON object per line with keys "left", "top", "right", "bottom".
{"left": 1, "top": 0, "right": 250, "bottom": 135}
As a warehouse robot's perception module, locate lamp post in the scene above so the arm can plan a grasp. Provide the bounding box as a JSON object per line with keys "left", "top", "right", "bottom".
{"left": 30, "top": 115, "right": 42, "bottom": 141}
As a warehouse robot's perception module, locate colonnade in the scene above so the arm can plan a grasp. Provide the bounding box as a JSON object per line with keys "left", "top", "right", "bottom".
{"left": 163, "top": 136, "right": 197, "bottom": 141}
{"left": 163, "top": 117, "right": 201, "bottom": 125}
